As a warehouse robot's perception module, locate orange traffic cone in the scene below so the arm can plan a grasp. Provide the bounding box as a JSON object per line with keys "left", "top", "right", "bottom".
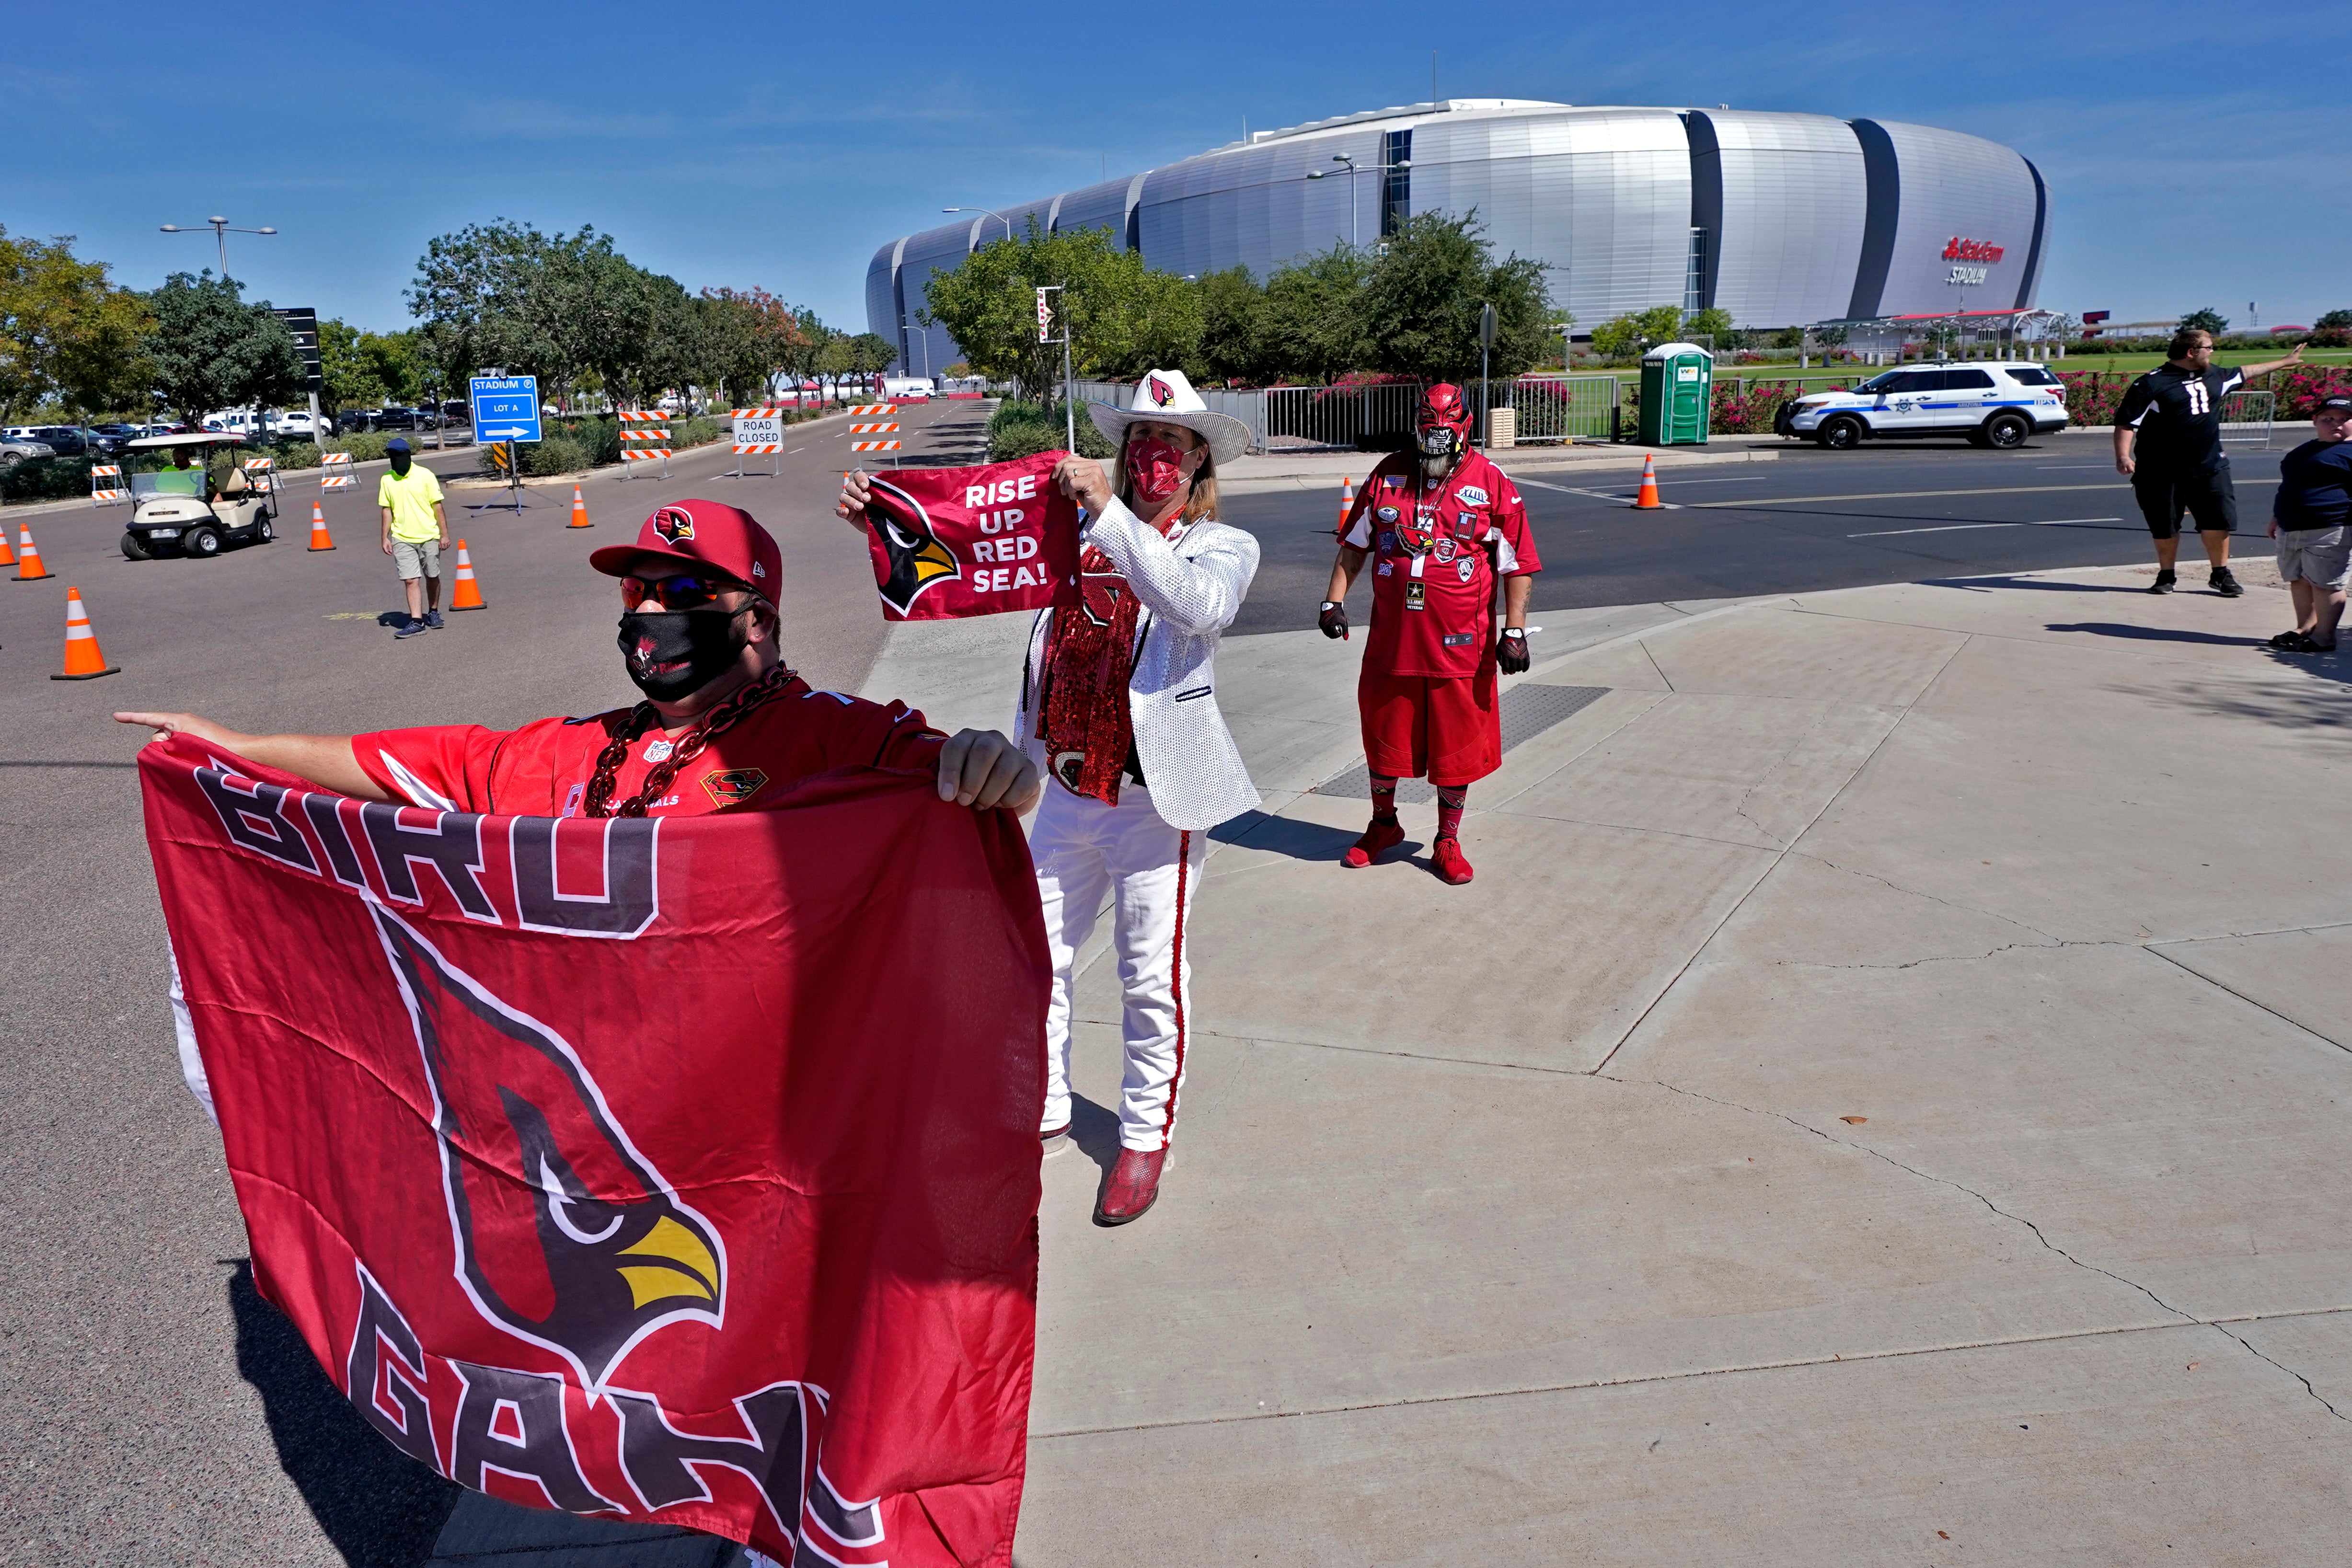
{"left": 307, "top": 502, "right": 335, "bottom": 551}
{"left": 52, "top": 587, "right": 119, "bottom": 680}
{"left": 1336, "top": 476, "right": 1354, "bottom": 531}
{"left": 568, "top": 484, "right": 592, "bottom": 528}
{"left": 1632, "top": 453, "right": 1663, "bottom": 511}
{"left": 16, "top": 523, "right": 53, "bottom": 580}
{"left": 0, "top": 525, "right": 15, "bottom": 567}
{"left": 449, "top": 539, "right": 486, "bottom": 611}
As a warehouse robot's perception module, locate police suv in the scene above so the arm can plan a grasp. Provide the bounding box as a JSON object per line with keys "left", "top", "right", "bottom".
{"left": 1778, "top": 362, "right": 2070, "bottom": 450}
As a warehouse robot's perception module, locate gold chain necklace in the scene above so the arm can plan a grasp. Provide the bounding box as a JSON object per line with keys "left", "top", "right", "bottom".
{"left": 581, "top": 665, "right": 797, "bottom": 819}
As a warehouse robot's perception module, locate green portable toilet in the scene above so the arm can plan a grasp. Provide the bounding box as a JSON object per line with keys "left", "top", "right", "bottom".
{"left": 1638, "top": 342, "right": 1713, "bottom": 446}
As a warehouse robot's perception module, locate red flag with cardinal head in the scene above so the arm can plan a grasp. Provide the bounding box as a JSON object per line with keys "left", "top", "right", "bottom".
{"left": 858, "top": 452, "right": 1082, "bottom": 621}
{"left": 139, "top": 737, "right": 1046, "bottom": 1565}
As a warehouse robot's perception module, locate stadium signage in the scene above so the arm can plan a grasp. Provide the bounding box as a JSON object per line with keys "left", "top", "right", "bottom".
{"left": 1942, "top": 237, "right": 2005, "bottom": 263}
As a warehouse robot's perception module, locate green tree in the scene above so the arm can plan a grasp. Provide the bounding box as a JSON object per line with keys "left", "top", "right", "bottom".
{"left": 919, "top": 219, "right": 1200, "bottom": 402}
{"left": 1194, "top": 266, "right": 1268, "bottom": 383}
{"left": 1354, "top": 212, "right": 1553, "bottom": 382}
{"left": 0, "top": 227, "right": 155, "bottom": 421}
{"left": 143, "top": 271, "right": 304, "bottom": 427}
{"left": 1683, "top": 307, "right": 1740, "bottom": 350}
{"left": 2313, "top": 309, "right": 2352, "bottom": 331}
{"left": 1261, "top": 246, "right": 1375, "bottom": 382}
{"left": 2179, "top": 307, "right": 2229, "bottom": 335}
{"left": 1590, "top": 305, "right": 1688, "bottom": 361}
{"left": 319, "top": 318, "right": 421, "bottom": 412}
{"left": 849, "top": 331, "right": 897, "bottom": 385}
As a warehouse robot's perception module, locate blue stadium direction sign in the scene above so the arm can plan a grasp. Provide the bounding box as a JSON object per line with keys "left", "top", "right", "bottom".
{"left": 469, "top": 375, "right": 542, "bottom": 444}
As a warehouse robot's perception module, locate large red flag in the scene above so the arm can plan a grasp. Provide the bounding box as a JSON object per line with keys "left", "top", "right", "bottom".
{"left": 140, "top": 736, "right": 1046, "bottom": 1565}
{"left": 859, "top": 452, "right": 1081, "bottom": 621}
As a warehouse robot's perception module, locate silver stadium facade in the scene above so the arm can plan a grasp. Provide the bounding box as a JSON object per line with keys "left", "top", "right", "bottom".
{"left": 866, "top": 99, "right": 2050, "bottom": 376}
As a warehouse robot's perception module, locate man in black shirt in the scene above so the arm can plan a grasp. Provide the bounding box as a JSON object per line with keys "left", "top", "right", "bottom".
{"left": 2265, "top": 393, "right": 2352, "bottom": 652}
{"left": 2115, "top": 327, "right": 2305, "bottom": 595}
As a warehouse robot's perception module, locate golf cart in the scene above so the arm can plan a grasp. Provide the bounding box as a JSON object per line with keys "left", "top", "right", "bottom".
{"left": 120, "top": 433, "right": 276, "bottom": 560}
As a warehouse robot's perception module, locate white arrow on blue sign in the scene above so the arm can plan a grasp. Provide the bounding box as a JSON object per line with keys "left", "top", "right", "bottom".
{"left": 468, "top": 376, "right": 542, "bottom": 445}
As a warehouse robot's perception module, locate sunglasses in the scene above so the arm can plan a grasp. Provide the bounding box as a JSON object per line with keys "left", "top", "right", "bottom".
{"left": 620, "top": 574, "right": 747, "bottom": 611}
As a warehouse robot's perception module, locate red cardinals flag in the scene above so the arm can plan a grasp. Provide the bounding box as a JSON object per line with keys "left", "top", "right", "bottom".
{"left": 860, "top": 452, "right": 1081, "bottom": 621}
{"left": 139, "top": 737, "right": 1046, "bottom": 1565}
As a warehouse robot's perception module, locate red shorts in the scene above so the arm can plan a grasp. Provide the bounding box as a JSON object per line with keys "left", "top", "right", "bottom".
{"left": 1358, "top": 659, "right": 1501, "bottom": 785}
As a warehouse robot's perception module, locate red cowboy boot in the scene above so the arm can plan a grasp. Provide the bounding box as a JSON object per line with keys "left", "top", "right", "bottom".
{"left": 1094, "top": 1148, "right": 1166, "bottom": 1225}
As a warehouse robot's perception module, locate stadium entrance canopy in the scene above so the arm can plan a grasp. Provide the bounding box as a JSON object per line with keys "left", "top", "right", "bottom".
{"left": 1815, "top": 308, "right": 2067, "bottom": 357}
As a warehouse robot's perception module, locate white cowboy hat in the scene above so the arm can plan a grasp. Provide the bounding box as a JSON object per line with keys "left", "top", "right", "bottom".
{"left": 1087, "top": 369, "right": 1252, "bottom": 467}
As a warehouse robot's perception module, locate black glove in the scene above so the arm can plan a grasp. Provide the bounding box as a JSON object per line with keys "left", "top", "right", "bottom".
{"left": 1498, "top": 627, "right": 1530, "bottom": 674}
{"left": 1319, "top": 600, "right": 1349, "bottom": 640}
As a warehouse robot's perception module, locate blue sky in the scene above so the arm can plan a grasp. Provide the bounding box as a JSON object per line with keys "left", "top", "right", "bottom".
{"left": 4, "top": 3, "right": 2338, "bottom": 335}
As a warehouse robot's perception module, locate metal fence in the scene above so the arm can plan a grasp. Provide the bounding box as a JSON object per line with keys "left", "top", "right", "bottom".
{"left": 2221, "top": 390, "right": 2274, "bottom": 448}
{"left": 1486, "top": 377, "right": 1623, "bottom": 443}
{"left": 1078, "top": 377, "right": 1631, "bottom": 452}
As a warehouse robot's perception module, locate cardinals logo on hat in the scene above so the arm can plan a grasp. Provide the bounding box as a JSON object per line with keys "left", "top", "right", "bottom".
{"left": 863, "top": 478, "right": 960, "bottom": 615}
{"left": 652, "top": 507, "right": 696, "bottom": 545}
{"left": 369, "top": 905, "right": 726, "bottom": 1394}
{"left": 1147, "top": 374, "right": 1176, "bottom": 407}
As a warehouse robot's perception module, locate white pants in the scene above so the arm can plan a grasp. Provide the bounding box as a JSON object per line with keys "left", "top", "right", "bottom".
{"left": 1033, "top": 781, "right": 1206, "bottom": 1152}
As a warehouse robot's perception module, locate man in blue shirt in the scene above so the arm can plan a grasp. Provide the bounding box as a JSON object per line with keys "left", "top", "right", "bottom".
{"left": 2266, "top": 393, "right": 2352, "bottom": 653}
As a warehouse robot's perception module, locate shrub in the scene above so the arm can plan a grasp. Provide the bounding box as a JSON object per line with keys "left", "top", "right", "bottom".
{"left": 519, "top": 436, "right": 595, "bottom": 476}
{"left": 988, "top": 400, "right": 1112, "bottom": 462}
{"left": 0, "top": 456, "right": 94, "bottom": 501}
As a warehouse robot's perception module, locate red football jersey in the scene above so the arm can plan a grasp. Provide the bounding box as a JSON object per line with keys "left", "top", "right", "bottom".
{"left": 353, "top": 675, "right": 947, "bottom": 817}
{"left": 1340, "top": 451, "right": 1541, "bottom": 679}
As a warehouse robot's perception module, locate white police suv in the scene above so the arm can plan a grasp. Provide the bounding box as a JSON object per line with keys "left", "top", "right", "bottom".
{"left": 1777, "top": 362, "right": 2070, "bottom": 450}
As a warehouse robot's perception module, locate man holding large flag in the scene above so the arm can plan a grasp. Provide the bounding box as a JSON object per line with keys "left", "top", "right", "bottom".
{"left": 120, "top": 499, "right": 1048, "bottom": 1565}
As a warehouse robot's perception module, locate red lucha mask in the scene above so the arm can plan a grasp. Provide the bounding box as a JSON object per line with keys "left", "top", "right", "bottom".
{"left": 1417, "top": 384, "right": 1473, "bottom": 458}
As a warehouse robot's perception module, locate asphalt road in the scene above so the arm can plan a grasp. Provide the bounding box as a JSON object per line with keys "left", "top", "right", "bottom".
{"left": 0, "top": 410, "right": 2296, "bottom": 1566}
{"left": 0, "top": 397, "right": 985, "bottom": 1568}
{"left": 1221, "top": 436, "right": 2290, "bottom": 636}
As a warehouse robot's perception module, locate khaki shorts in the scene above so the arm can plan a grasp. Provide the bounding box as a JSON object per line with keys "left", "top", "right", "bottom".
{"left": 391, "top": 536, "right": 442, "bottom": 580}
{"left": 2276, "top": 526, "right": 2351, "bottom": 590}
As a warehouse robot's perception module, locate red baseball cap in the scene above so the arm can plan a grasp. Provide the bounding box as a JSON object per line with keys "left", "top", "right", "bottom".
{"left": 588, "top": 499, "right": 781, "bottom": 600}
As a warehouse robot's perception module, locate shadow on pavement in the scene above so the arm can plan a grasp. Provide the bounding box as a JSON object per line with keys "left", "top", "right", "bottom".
{"left": 1068, "top": 1094, "right": 1122, "bottom": 1177}
{"left": 1210, "top": 809, "right": 1369, "bottom": 862}
{"left": 227, "top": 1259, "right": 461, "bottom": 1568}
{"left": 2045, "top": 622, "right": 2264, "bottom": 646}
{"left": 1929, "top": 574, "right": 2151, "bottom": 594}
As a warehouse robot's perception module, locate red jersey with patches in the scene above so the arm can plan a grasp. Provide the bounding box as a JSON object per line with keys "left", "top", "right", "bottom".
{"left": 1339, "top": 450, "right": 1541, "bottom": 679}
{"left": 352, "top": 675, "right": 947, "bottom": 817}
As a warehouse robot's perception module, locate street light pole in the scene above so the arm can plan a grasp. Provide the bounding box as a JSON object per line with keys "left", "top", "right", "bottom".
{"left": 160, "top": 218, "right": 277, "bottom": 437}
{"left": 1307, "top": 152, "right": 1407, "bottom": 249}
{"left": 943, "top": 206, "right": 1016, "bottom": 243}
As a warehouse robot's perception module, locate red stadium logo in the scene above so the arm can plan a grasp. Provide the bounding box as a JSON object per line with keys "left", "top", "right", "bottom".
{"left": 1941, "top": 237, "right": 2006, "bottom": 264}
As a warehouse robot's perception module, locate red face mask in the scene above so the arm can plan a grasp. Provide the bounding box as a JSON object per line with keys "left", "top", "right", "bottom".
{"left": 1126, "top": 435, "right": 1190, "bottom": 505}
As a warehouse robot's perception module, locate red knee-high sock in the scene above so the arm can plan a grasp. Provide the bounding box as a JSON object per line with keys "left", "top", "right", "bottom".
{"left": 1370, "top": 775, "right": 1399, "bottom": 821}
{"left": 1436, "top": 784, "right": 1467, "bottom": 840}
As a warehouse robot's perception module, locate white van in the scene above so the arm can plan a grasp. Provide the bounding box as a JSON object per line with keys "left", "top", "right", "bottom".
{"left": 880, "top": 377, "right": 933, "bottom": 402}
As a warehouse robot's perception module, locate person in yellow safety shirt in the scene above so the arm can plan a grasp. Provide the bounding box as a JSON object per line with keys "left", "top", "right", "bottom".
{"left": 378, "top": 437, "right": 450, "bottom": 639}
{"left": 153, "top": 444, "right": 207, "bottom": 497}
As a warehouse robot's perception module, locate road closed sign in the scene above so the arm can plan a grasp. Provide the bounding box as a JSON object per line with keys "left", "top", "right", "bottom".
{"left": 732, "top": 411, "right": 784, "bottom": 453}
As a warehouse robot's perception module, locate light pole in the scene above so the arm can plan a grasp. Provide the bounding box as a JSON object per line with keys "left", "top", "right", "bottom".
{"left": 1306, "top": 152, "right": 1408, "bottom": 248}
{"left": 160, "top": 216, "right": 276, "bottom": 281}
{"left": 944, "top": 207, "right": 1015, "bottom": 243}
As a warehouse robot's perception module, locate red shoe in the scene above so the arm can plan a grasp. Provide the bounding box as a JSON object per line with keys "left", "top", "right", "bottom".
{"left": 1341, "top": 815, "right": 1406, "bottom": 868}
{"left": 1094, "top": 1147, "right": 1165, "bottom": 1226}
{"left": 1431, "top": 834, "right": 1474, "bottom": 885}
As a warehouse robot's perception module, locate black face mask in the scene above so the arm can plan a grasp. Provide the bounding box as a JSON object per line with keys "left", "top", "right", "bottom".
{"left": 389, "top": 453, "right": 411, "bottom": 475}
{"left": 617, "top": 610, "right": 746, "bottom": 701}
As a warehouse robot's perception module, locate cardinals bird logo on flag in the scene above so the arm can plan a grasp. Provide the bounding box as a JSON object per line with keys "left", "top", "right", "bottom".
{"left": 863, "top": 478, "right": 961, "bottom": 616}
{"left": 372, "top": 904, "right": 726, "bottom": 1392}
{"left": 652, "top": 507, "right": 696, "bottom": 545}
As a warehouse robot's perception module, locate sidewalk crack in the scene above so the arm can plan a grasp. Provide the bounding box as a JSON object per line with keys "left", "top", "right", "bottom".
{"left": 1606, "top": 1073, "right": 2350, "bottom": 1424}
{"left": 1639, "top": 639, "right": 1676, "bottom": 692}
{"left": 1781, "top": 850, "right": 2063, "bottom": 943}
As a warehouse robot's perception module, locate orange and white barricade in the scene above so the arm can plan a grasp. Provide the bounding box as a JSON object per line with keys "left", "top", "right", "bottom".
{"left": 847, "top": 401, "right": 901, "bottom": 462}
{"left": 319, "top": 451, "right": 355, "bottom": 489}
{"left": 723, "top": 406, "right": 787, "bottom": 479}
{"left": 242, "top": 456, "right": 276, "bottom": 496}
{"left": 90, "top": 465, "right": 127, "bottom": 507}
{"left": 619, "top": 411, "right": 671, "bottom": 479}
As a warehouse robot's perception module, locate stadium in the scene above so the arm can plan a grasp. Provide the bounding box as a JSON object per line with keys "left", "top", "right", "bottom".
{"left": 867, "top": 98, "right": 2051, "bottom": 376}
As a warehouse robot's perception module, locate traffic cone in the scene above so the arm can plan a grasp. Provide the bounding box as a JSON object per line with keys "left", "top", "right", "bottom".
{"left": 1632, "top": 453, "right": 1663, "bottom": 511}
{"left": 16, "top": 523, "right": 53, "bottom": 580}
{"left": 1336, "top": 476, "right": 1354, "bottom": 531}
{"left": 52, "top": 588, "right": 119, "bottom": 680}
{"left": 0, "top": 526, "right": 15, "bottom": 567}
{"left": 449, "top": 539, "right": 486, "bottom": 611}
{"left": 568, "top": 484, "right": 591, "bottom": 528}
{"left": 307, "top": 502, "right": 335, "bottom": 551}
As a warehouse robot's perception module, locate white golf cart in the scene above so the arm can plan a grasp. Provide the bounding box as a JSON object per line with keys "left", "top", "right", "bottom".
{"left": 120, "top": 433, "right": 277, "bottom": 560}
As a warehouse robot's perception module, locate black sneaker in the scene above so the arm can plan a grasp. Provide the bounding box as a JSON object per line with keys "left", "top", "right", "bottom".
{"left": 392, "top": 616, "right": 427, "bottom": 639}
{"left": 2210, "top": 566, "right": 2244, "bottom": 598}
{"left": 426, "top": 610, "right": 446, "bottom": 629}
{"left": 2148, "top": 570, "right": 2177, "bottom": 595}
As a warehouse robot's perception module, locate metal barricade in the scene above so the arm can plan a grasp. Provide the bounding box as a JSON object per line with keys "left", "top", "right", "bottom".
{"left": 90, "top": 464, "right": 127, "bottom": 507}
{"left": 1260, "top": 382, "right": 1424, "bottom": 452}
{"left": 618, "top": 411, "right": 671, "bottom": 479}
{"left": 2221, "top": 390, "right": 2274, "bottom": 450}
{"left": 1495, "top": 377, "right": 1622, "bottom": 443}
{"left": 320, "top": 451, "right": 355, "bottom": 489}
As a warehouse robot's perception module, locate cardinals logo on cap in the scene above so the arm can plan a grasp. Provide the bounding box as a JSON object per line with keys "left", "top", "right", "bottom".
{"left": 651, "top": 507, "right": 696, "bottom": 546}
{"left": 370, "top": 905, "right": 726, "bottom": 1393}
{"left": 1147, "top": 374, "right": 1176, "bottom": 407}
{"left": 862, "top": 478, "right": 960, "bottom": 616}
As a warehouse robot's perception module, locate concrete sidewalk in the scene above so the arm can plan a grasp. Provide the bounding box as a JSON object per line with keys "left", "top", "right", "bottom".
{"left": 864, "top": 554, "right": 2352, "bottom": 1562}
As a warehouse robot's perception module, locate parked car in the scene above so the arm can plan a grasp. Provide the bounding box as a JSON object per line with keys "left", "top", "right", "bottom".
{"left": 86, "top": 423, "right": 144, "bottom": 457}
{"left": 334, "top": 409, "right": 379, "bottom": 434}
{"left": 267, "top": 410, "right": 325, "bottom": 440}
{"left": 881, "top": 377, "right": 934, "bottom": 402}
{"left": 440, "top": 400, "right": 471, "bottom": 424}
{"left": 17, "top": 425, "right": 88, "bottom": 457}
{"left": 0, "top": 434, "right": 58, "bottom": 469}
{"left": 371, "top": 406, "right": 421, "bottom": 430}
{"left": 1777, "top": 362, "right": 2070, "bottom": 450}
